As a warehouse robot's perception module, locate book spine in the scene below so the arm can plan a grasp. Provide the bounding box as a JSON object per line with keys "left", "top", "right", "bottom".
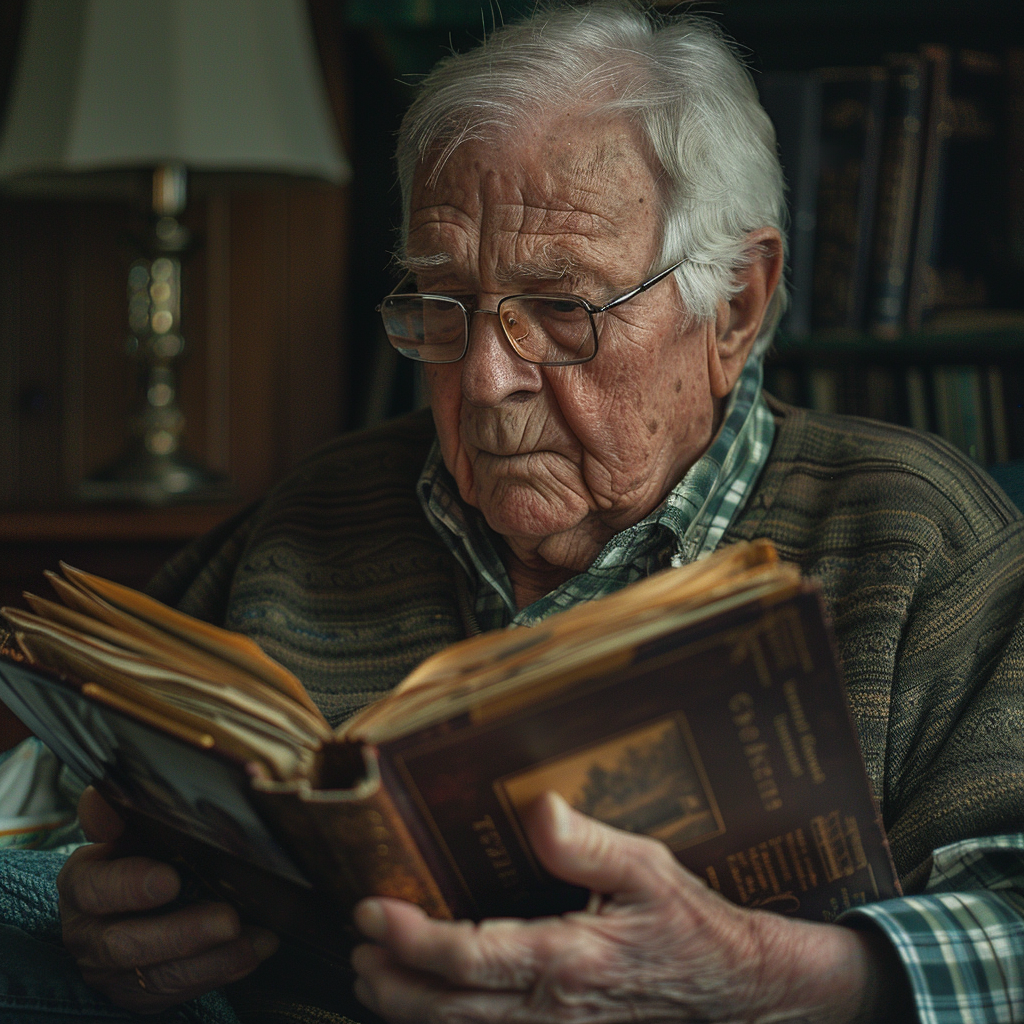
{"left": 906, "top": 46, "right": 952, "bottom": 332}
{"left": 986, "top": 366, "right": 1010, "bottom": 465}
{"left": 868, "top": 55, "right": 927, "bottom": 339}
{"left": 1006, "top": 50, "right": 1024, "bottom": 291}
{"left": 758, "top": 73, "right": 822, "bottom": 339}
{"left": 923, "top": 50, "right": 1005, "bottom": 323}
{"left": 812, "top": 67, "right": 888, "bottom": 334}
{"left": 252, "top": 745, "right": 455, "bottom": 921}
{"left": 906, "top": 48, "right": 1003, "bottom": 330}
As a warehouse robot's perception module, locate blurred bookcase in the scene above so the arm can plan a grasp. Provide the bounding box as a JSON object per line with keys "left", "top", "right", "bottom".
{"left": 708, "top": 0, "right": 1024, "bottom": 506}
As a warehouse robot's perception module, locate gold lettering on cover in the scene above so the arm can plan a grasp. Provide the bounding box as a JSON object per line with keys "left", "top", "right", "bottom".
{"left": 782, "top": 678, "right": 825, "bottom": 783}
{"left": 787, "top": 827, "right": 818, "bottom": 889}
{"left": 773, "top": 713, "right": 804, "bottom": 778}
{"left": 846, "top": 816, "right": 868, "bottom": 871}
{"left": 800, "top": 731, "right": 826, "bottom": 784}
{"left": 729, "top": 693, "right": 782, "bottom": 812}
{"left": 472, "top": 815, "right": 521, "bottom": 888}
{"left": 810, "top": 812, "right": 869, "bottom": 886}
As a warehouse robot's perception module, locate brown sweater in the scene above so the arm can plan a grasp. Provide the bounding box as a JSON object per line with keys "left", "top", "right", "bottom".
{"left": 150, "top": 399, "right": 1024, "bottom": 889}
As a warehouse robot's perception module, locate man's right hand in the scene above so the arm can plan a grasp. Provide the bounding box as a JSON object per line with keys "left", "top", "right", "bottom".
{"left": 57, "top": 786, "right": 279, "bottom": 1013}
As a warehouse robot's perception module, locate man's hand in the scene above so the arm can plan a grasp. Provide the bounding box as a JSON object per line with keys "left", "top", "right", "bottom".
{"left": 352, "top": 793, "right": 910, "bottom": 1024}
{"left": 57, "top": 786, "right": 279, "bottom": 1014}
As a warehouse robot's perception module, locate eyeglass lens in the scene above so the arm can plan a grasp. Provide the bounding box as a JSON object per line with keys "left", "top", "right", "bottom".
{"left": 379, "top": 294, "right": 597, "bottom": 365}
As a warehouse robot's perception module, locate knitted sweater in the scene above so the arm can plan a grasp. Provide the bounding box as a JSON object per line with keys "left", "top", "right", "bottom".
{"left": 149, "top": 399, "right": 1024, "bottom": 889}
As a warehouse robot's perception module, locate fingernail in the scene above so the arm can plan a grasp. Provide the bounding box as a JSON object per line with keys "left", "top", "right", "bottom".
{"left": 354, "top": 899, "right": 387, "bottom": 941}
{"left": 251, "top": 930, "right": 279, "bottom": 960}
{"left": 548, "top": 791, "right": 573, "bottom": 841}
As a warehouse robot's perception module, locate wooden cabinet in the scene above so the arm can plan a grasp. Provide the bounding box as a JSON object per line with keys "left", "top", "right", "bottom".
{"left": 0, "top": 505, "right": 243, "bottom": 609}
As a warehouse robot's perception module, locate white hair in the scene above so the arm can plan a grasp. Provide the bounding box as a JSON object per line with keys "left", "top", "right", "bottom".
{"left": 395, "top": 1, "right": 787, "bottom": 357}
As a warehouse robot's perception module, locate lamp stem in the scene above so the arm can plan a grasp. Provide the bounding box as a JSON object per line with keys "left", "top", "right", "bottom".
{"left": 79, "top": 165, "right": 229, "bottom": 504}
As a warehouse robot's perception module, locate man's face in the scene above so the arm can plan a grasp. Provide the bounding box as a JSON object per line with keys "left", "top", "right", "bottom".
{"left": 408, "top": 112, "right": 722, "bottom": 576}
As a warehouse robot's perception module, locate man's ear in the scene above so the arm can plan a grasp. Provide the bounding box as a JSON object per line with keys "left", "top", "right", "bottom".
{"left": 707, "top": 227, "right": 784, "bottom": 399}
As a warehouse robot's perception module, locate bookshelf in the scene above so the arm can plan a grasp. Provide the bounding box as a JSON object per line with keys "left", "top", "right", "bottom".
{"left": 712, "top": 0, "right": 1024, "bottom": 505}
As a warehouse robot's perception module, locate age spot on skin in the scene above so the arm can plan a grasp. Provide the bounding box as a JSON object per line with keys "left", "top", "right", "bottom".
{"left": 647, "top": 419, "right": 659, "bottom": 435}
{"left": 674, "top": 379, "right": 682, "bottom": 393}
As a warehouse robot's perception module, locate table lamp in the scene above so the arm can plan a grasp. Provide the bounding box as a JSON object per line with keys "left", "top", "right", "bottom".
{"left": 0, "top": 0, "right": 350, "bottom": 503}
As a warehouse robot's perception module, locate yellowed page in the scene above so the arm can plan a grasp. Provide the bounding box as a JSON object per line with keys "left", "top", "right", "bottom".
{"left": 21, "top": 593, "right": 331, "bottom": 742}
{"left": 52, "top": 566, "right": 326, "bottom": 724}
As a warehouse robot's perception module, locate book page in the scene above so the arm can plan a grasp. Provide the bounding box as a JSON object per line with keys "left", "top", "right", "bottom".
{"left": 57, "top": 564, "right": 325, "bottom": 722}
{"left": 19, "top": 594, "right": 331, "bottom": 742}
{"left": 5, "top": 612, "right": 316, "bottom": 781}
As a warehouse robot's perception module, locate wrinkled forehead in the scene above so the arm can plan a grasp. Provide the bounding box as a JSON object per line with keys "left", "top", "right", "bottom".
{"left": 405, "top": 112, "right": 664, "bottom": 288}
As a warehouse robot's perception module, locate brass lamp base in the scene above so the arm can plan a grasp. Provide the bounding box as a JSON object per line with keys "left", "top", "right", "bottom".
{"left": 79, "top": 448, "right": 232, "bottom": 506}
{"left": 79, "top": 166, "right": 233, "bottom": 507}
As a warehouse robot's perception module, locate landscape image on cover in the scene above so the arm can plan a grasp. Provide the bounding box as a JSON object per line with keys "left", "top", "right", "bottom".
{"left": 500, "top": 715, "right": 724, "bottom": 850}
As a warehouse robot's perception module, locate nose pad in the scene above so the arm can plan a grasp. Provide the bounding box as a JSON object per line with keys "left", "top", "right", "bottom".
{"left": 499, "top": 307, "right": 531, "bottom": 346}
{"left": 461, "top": 307, "right": 542, "bottom": 404}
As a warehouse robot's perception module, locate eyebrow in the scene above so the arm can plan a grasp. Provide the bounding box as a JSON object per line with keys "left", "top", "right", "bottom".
{"left": 398, "top": 250, "right": 594, "bottom": 288}
{"left": 397, "top": 253, "right": 452, "bottom": 271}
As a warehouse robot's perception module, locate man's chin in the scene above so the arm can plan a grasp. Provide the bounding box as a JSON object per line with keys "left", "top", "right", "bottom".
{"left": 475, "top": 491, "right": 589, "bottom": 551}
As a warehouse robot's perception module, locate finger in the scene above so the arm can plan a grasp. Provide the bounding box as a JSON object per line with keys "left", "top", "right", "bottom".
{"left": 58, "top": 847, "right": 180, "bottom": 917}
{"left": 353, "top": 944, "right": 523, "bottom": 1024}
{"left": 354, "top": 899, "right": 558, "bottom": 990}
{"left": 82, "top": 926, "right": 279, "bottom": 1015}
{"left": 525, "top": 791, "right": 682, "bottom": 898}
{"left": 71, "top": 901, "right": 244, "bottom": 972}
{"left": 78, "top": 786, "right": 125, "bottom": 844}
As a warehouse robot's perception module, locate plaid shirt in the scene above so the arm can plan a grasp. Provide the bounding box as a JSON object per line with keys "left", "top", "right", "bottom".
{"left": 417, "top": 355, "right": 1024, "bottom": 1024}
{"left": 846, "top": 834, "right": 1024, "bottom": 1023}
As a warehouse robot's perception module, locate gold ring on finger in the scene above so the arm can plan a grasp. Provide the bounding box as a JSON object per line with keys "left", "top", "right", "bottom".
{"left": 135, "top": 967, "right": 148, "bottom": 992}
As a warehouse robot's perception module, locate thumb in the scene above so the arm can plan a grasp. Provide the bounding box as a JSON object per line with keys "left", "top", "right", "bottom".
{"left": 78, "top": 786, "right": 125, "bottom": 844}
{"left": 525, "top": 791, "right": 673, "bottom": 898}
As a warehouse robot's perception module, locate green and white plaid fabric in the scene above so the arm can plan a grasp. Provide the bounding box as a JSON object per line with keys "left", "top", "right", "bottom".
{"left": 417, "top": 353, "right": 775, "bottom": 631}
{"left": 844, "top": 833, "right": 1024, "bottom": 1023}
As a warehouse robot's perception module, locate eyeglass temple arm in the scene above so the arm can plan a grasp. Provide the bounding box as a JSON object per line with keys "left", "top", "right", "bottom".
{"left": 595, "top": 259, "right": 686, "bottom": 313}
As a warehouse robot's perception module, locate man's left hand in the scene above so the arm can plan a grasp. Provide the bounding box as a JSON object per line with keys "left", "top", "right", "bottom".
{"left": 352, "top": 792, "right": 908, "bottom": 1024}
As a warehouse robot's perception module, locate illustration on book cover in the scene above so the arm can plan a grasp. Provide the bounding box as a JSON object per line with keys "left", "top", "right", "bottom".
{"left": 499, "top": 714, "right": 725, "bottom": 853}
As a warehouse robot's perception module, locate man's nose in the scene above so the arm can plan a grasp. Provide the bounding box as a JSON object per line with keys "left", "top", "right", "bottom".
{"left": 460, "top": 306, "right": 543, "bottom": 406}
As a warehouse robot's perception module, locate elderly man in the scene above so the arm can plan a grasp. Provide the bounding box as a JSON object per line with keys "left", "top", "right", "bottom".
{"left": 3, "top": 3, "right": 1022, "bottom": 1023}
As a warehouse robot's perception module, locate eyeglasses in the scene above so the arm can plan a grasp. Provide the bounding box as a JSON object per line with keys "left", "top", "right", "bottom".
{"left": 376, "top": 260, "right": 685, "bottom": 366}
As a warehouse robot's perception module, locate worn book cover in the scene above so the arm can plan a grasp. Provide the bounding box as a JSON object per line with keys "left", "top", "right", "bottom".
{"left": 0, "top": 541, "right": 899, "bottom": 953}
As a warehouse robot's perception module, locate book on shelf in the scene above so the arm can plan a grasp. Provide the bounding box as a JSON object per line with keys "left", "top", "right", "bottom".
{"left": 811, "top": 66, "right": 887, "bottom": 334}
{"left": 758, "top": 72, "right": 822, "bottom": 339}
{"left": 868, "top": 54, "right": 928, "bottom": 339}
{"left": 908, "top": 47, "right": 1007, "bottom": 331}
{"left": 0, "top": 542, "right": 900, "bottom": 955}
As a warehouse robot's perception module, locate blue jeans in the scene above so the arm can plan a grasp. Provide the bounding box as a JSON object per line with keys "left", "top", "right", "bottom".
{"left": 0, "top": 849, "right": 237, "bottom": 1024}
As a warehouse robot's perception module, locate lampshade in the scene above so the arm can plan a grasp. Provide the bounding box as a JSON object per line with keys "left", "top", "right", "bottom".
{"left": 0, "top": 0, "right": 351, "bottom": 196}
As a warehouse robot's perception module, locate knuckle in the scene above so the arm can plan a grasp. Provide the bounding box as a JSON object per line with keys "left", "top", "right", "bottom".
{"left": 146, "top": 956, "right": 198, "bottom": 995}
{"left": 445, "top": 939, "right": 484, "bottom": 984}
{"left": 100, "top": 923, "right": 146, "bottom": 967}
